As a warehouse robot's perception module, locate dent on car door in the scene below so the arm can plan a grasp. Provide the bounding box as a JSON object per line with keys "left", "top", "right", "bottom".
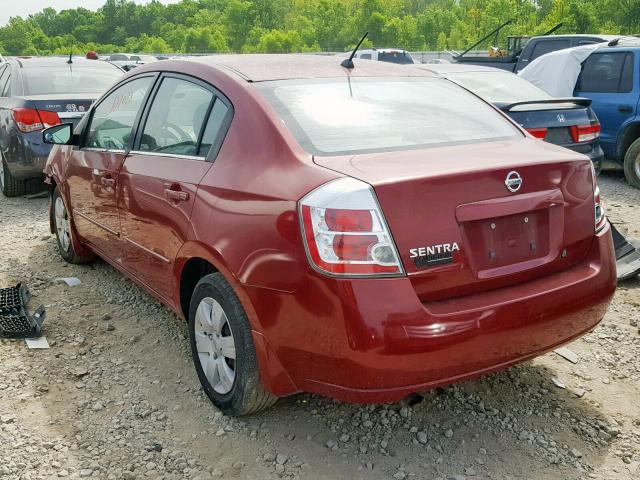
{"left": 118, "top": 74, "right": 232, "bottom": 301}
{"left": 66, "top": 75, "right": 155, "bottom": 261}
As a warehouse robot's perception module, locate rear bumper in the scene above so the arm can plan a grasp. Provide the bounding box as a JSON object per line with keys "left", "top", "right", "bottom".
{"left": 567, "top": 143, "right": 604, "bottom": 170}
{"left": 4, "top": 132, "right": 51, "bottom": 180}
{"left": 248, "top": 224, "right": 616, "bottom": 403}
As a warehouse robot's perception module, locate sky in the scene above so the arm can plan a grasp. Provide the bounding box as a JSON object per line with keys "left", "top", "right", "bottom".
{"left": 0, "top": 0, "right": 181, "bottom": 27}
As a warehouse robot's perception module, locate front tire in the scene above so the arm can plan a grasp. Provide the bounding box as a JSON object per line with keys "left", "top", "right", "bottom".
{"left": 189, "top": 273, "right": 277, "bottom": 415}
{"left": 0, "top": 155, "right": 26, "bottom": 197}
{"left": 623, "top": 138, "right": 640, "bottom": 188}
{"left": 52, "top": 187, "right": 95, "bottom": 264}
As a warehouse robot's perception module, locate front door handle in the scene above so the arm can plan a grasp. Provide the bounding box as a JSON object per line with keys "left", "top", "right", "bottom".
{"left": 619, "top": 105, "right": 633, "bottom": 114}
{"left": 164, "top": 187, "right": 189, "bottom": 202}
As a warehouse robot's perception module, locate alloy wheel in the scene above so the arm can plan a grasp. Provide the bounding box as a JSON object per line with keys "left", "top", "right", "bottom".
{"left": 194, "top": 297, "right": 237, "bottom": 394}
{"left": 54, "top": 197, "right": 71, "bottom": 252}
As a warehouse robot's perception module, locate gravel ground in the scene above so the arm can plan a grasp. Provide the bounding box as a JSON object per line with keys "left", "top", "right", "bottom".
{"left": 0, "top": 171, "right": 638, "bottom": 480}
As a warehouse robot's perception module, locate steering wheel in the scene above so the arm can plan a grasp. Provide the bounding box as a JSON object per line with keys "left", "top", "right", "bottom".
{"left": 158, "top": 122, "right": 191, "bottom": 145}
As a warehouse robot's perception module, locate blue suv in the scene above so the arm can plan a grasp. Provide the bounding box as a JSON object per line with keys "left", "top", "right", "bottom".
{"left": 574, "top": 46, "right": 640, "bottom": 187}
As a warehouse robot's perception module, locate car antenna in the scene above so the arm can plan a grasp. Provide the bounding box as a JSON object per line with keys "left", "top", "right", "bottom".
{"left": 67, "top": 44, "right": 73, "bottom": 64}
{"left": 341, "top": 32, "right": 368, "bottom": 69}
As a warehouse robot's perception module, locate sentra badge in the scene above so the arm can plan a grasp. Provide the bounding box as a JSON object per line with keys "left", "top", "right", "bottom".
{"left": 409, "top": 243, "right": 459, "bottom": 269}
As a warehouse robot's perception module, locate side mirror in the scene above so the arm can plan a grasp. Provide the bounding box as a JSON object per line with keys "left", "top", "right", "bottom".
{"left": 43, "top": 123, "right": 76, "bottom": 145}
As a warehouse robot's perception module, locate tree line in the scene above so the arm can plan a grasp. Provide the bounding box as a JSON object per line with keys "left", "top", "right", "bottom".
{"left": 0, "top": 0, "right": 638, "bottom": 56}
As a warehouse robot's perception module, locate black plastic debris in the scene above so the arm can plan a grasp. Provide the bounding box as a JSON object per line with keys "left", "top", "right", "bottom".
{"left": 612, "top": 224, "right": 640, "bottom": 282}
{"left": 0, "top": 283, "right": 46, "bottom": 338}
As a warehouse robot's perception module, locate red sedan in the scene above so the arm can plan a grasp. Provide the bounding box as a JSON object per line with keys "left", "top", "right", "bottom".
{"left": 42, "top": 55, "right": 616, "bottom": 415}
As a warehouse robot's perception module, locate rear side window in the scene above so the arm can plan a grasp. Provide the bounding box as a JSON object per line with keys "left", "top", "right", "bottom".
{"left": 576, "top": 52, "right": 634, "bottom": 93}
{"left": 21, "top": 65, "right": 123, "bottom": 95}
{"left": 360, "top": 53, "right": 372, "bottom": 60}
{"left": 85, "top": 76, "right": 153, "bottom": 150}
{"left": 257, "top": 78, "right": 520, "bottom": 156}
{"left": 139, "top": 77, "right": 215, "bottom": 157}
{"left": 529, "top": 39, "right": 571, "bottom": 62}
{"left": 198, "top": 99, "right": 230, "bottom": 156}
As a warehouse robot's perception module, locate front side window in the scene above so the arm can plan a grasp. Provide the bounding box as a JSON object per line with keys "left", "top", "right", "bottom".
{"left": 257, "top": 77, "right": 520, "bottom": 156}
{"left": 576, "top": 52, "right": 634, "bottom": 93}
{"left": 139, "top": 77, "right": 214, "bottom": 157}
{"left": 85, "top": 76, "right": 153, "bottom": 150}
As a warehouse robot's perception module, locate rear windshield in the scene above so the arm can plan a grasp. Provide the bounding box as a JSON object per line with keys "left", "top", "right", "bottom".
{"left": 257, "top": 77, "right": 519, "bottom": 156}
{"left": 378, "top": 51, "right": 414, "bottom": 65}
{"left": 447, "top": 71, "right": 552, "bottom": 103}
{"left": 22, "top": 65, "right": 122, "bottom": 95}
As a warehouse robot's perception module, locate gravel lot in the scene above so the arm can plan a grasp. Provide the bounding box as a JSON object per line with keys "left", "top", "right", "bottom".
{"left": 0, "top": 172, "right": 638, "bottom": 480}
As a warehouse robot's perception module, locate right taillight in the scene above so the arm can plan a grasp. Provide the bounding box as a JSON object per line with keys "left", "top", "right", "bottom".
{"left": 570, "top": 123, "right": 601, "bottom": 143}
{"left": 12, "top": 108, "right": 60, "bottom": 133}
{"left": 591, "top": 163, "right": 606, "bottom": 233}
{"left": 299, "top": 177, "right": 404, "bottom": 276}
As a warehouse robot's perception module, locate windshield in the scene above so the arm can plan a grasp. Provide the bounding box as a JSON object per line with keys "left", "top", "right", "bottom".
{"left": 257, "top": 77, "right": 519, "bottom": 156}
{"left": 446, "top": 71, "right": 552, "bottom": 103}
{"left": 378, "top": 51, "right": 414, "bottom": 65}
{"left": 22, "top": 65, "right": 123, "bottom": 95}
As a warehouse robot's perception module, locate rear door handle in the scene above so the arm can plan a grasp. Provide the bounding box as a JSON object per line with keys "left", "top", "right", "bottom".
{"left": 619, "top": 105, "right": 633, "bottom": 114}
{"left": 164, "top": 187, "right": 189, "bottom": 202}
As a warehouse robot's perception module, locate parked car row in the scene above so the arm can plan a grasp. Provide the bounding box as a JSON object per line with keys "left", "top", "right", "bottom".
{"left": 0, "top": 57, "right": 124, "bottom": 196}
{"left": 519, "top": 38, "right": 640, "bottom": 188}
{"left": 37, "top": 53, "right": 616, "bottom": 415}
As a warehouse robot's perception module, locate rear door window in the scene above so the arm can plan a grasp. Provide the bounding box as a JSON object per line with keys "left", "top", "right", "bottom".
{"left": 85, "top": 76, "right": 154, "bottom": 150}
{"left": 576, "top": 52, "right": 634, "bottom": 93}
{"left": 197, "top": 99, "right": 230, "bottom": 157}
{"left": 138, "top": 77, "right": 214, "bottom": 157}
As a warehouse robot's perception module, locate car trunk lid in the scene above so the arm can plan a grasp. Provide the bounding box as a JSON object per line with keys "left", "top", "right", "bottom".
{"left": 496, "top": 98, "right": 597, "bottom": 148}
{"left": 314, "top": 138, "right": 596, "bottom": 301}
{"left": 21, "top": 95, "right": 97, "bottom": 127}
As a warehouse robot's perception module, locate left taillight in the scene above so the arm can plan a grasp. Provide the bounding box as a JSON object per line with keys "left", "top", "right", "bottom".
{"left": 591, "top": 163, "right": 606, "bottom": 233}
{"left": 570, "top": 122, "right": 601, "bottom": 143}
{"left": 12, "top": 108, "right": 61, "bottom": 133}
{"left": 299, "top": 177, "right": 404, "bottom": 276}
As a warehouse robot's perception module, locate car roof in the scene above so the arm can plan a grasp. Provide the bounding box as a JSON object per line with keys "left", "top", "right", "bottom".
{"left": 412, "top": 64, "right": 508, "bottom": 75}
{"left": 8, "top": 56, "right": 121, "bottom": 69}
{"left": 190, "top": 54, "right": 432, "bottom": 82}
{"left": 533, "top": 34, "right": 618, "bottom": 40}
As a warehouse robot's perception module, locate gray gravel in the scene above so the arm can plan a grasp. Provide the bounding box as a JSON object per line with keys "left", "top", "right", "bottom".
{"left": 0, "top": 171, "right": 638, "bottom": 480}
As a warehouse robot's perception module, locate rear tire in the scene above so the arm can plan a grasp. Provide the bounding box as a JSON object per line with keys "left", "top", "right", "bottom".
{"left": 623, "top": 138, "right": 640, "bottom": 189}
{"left": 189, "top": 273, "right": 277, "bottom": 416}
{"left": 0, "top": 155, "right": 26, "bottom": 197}
{"left": 52, "top": 187, "right": 95, "bottom": 264}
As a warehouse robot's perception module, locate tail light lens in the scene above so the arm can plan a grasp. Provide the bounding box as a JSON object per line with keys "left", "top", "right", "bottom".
{"left": 570, "top": 123, "right": 601, "bottom": 143}
{"left": 12, "top": 108, "right": 61, "bottom": 133}
{"left": 299, "top": 177, "right": 404, "bottom": 276}
{"left": 526, "top": 127, "right": 547, "bottom": 139}
{"left": 591, "top": 163, "right": 606, "bottom": 233}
